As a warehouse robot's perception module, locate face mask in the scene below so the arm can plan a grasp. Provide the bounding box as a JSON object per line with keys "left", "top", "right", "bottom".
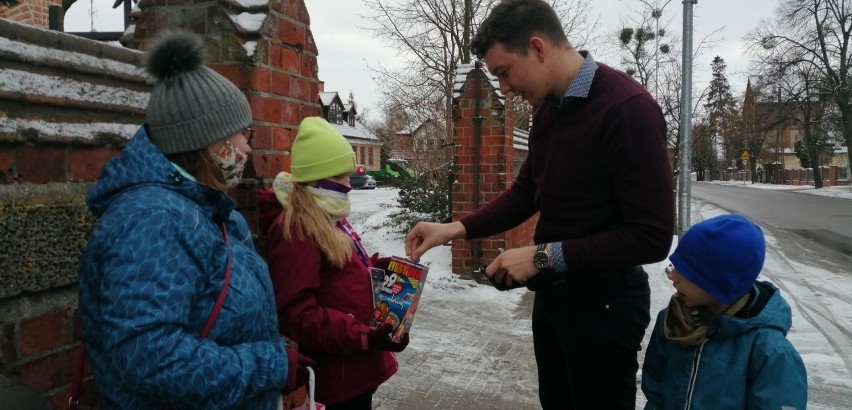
{"left": 210, "top": 140, "right": 248, "bottom": 189}
{"left": 314, "top": 179, "right": 352, "bottom": 195}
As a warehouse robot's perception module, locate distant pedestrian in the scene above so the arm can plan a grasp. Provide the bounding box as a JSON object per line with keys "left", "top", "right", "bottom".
{"left": 77, "top": 31, "right": 310, "bottom": 409}
{"left": 404, "top": 0, "right": 674, "bottom": 408}
{"left": 257, "top": 117, "right": 406, "bottom": 410}
{"left": 642, "top": 214, "right": 807, "bottom": 409}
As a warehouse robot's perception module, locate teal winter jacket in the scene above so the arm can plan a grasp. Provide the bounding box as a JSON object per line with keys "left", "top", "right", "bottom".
{"left": 642, "top": 281, "right": 807, "bottom": 409}
{"left": 78, "top": 126, "right": 289, "bottom": 409}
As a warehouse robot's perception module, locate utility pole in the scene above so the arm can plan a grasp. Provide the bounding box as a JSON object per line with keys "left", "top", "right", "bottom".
{"left": 677, "top": 0, "right": 696, "bottom": 235}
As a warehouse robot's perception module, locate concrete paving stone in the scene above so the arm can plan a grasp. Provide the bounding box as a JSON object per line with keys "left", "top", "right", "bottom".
{"left": 374, "top": 292, "right": 539, "bottom": 409}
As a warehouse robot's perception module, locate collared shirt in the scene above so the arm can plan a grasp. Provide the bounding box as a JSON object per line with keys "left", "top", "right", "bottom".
{"left": 549, "top": 51, "right": 598, "bottom": 272}
{"left": 552, "top": 51, "right": 598, "bottom": 109}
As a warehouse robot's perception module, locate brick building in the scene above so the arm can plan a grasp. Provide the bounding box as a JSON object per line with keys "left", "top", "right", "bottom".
{"left": 317, "top": 89, "right": 381, "bottom": 171}
{"left": 742, "top": 79, "right": 849, "bottom": 186}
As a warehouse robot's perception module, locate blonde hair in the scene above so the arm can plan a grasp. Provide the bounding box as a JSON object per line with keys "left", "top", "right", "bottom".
{"left": 282, "top": 183, "right": 352, "bottom": 268}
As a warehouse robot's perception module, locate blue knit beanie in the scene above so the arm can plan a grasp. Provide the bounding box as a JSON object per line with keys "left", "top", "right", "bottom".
{"left": 669, "top": 214, "right": 766, "bottom": 305}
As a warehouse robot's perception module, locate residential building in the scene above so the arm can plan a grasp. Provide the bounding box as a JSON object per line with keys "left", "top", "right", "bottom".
{"left": 317, "top": 88, "right": 381, "bottom": 171}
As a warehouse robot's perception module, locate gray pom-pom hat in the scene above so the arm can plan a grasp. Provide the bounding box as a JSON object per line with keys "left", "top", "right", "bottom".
{"left": 143, "top": 31, "right": 252, "bottom": 155}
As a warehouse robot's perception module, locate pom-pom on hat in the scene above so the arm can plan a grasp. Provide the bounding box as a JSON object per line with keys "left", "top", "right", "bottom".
{"left": 143, "top": 31, "right": 252, "bottom": 155}
{"left": 290, "top": 117, "right": 356, "bottom": 183}
{"left": 669, "top": 214, "right": 766, "bottom": 305}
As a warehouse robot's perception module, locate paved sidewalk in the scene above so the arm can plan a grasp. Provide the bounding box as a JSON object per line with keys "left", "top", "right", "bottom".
{"left": 374, "top": 290, "right": 540, "bottom": 409}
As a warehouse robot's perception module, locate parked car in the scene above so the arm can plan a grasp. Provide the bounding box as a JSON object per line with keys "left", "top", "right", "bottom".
{"left": 350, "top": 164, "right": 371, "bottom": 189}
{"left": 362, "top": 175, "right": 376, "bottom": 189}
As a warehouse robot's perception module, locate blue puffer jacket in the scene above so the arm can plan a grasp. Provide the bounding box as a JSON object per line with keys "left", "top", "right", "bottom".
{"left": 642, "top": 281, "right": 807, "bottom": 409}
{"left": 78, "top": 126, "right": 288, "bottom": 409}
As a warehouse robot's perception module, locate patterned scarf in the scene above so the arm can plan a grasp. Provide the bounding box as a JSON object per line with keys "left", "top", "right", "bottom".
{"left": 663, "top": 293, "right": 750, "bottom": 347}
{"left": 273, "top": 172, "right": 350, "bottom": 219}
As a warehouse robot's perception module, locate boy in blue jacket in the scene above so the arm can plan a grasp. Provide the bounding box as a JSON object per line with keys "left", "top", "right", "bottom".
{"left": 641, "top": 214, "right": 807, "bottom": 409}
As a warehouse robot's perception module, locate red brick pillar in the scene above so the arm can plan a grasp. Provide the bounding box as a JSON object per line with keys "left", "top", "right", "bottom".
{"left": 126, "top": 0, "right": 321, "bottom": 232}
{"left": 0, "top": 0, "right": 61, "bottom": 28}
{"left": 450, "top": 63, "right": 536, "bottom": 278}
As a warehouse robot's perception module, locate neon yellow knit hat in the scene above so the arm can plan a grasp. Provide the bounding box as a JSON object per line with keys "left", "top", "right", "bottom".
{"left": 291, "top": 117, "right": 356, "bottom": 182}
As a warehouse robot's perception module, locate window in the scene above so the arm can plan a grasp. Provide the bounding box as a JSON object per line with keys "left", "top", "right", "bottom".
{"left": 368, "top": 146, "right": 374, "bottom": 166}
{"left": 329, "top": 103, "right": 343, "bottom": 124}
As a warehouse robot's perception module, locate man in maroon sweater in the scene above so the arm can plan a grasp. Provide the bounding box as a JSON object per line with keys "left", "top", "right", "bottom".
{"left": 404, "top": 0, "right": 674, "bottom": 408}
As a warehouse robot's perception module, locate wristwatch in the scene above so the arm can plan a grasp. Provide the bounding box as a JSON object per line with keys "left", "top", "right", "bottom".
{"left": 533, "top": 243, "right": 550, "bottom": 269}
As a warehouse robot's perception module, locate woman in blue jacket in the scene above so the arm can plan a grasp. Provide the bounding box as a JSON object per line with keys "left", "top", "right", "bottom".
{"left": 641, "top": 215, "right": 807, "bottom": 409}
{"left": 77, "top": 31, "right": 307, "bottom": 409}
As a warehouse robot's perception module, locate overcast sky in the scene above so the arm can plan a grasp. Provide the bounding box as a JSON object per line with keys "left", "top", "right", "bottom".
{"left": 64, "top": 0, "right": 779, "bottom": 121}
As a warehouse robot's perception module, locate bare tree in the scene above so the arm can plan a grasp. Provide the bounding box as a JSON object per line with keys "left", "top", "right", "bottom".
{"left": 616, "top": 0, "right": 674, "bottom": 93}
{"left": 613, "top": 1, "right": 722, "bottom": 178}
{"left": 776, "top": 65, "right": 834, "bottom": 187}
{"left": 362, "top": 0, "right": 482, "bottom": 130}
{"left": 747, "top": 0, "right": 852, "bottom": 177}
{"left": 362, "top": 0, "right": 597, "bottom": 132}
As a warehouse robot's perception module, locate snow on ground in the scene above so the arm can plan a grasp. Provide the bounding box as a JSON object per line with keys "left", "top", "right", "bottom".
{"left": 348, "top": 183, "right": 852, "bottom": 409}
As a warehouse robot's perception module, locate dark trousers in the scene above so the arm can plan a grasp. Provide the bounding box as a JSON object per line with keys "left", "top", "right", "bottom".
{"left": 533, "top": 267, "right": 651, "bottom": 409}
{"left": 325, "top": 388, "right": 376, "bottom": 410}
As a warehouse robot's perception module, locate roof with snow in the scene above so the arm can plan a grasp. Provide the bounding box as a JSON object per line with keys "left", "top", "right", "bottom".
{"left": 454, "top": 62, "right": 504, "bottom": 103}
{"left": 319, "top": 91, "right": 340, "bottom": 107}
{"left": 513, "top": 127, "right": 529, "bottom": 151}
{"left": 333, "top": 120, "right": 380, "bottom": 145}
{"left": 0, "top": 19, "right": 148, "bottom": 143}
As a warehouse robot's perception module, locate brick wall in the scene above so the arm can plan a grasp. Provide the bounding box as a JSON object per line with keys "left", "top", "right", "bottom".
{"left": 450, "top": 63, "right": 537, "bottom": 279}
{"left": 124, "top": 0, "right": 321, "bottom": 232}
{"left": 0, "top": 0, "right": 319, "bottom": 407}
{"left": 0, "top": 0, "right": 61, "bottom": 28}
{"left": 0, "top": 18, "right": 147, "bottom": 408}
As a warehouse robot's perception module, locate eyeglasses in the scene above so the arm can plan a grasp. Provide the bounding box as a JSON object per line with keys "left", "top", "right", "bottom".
{"left": 664, "top": 263, "right": 675, "bottom": 275}
{"left": 241, "top": 127, "right": 253, "bottom": 145}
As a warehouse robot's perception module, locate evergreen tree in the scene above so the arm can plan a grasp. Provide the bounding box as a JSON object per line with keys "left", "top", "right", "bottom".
{"left": 703, "top": 56, "right": 738, "bottom": 180}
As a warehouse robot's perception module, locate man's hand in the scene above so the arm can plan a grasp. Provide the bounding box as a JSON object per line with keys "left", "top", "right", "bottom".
{"left": 484, "top": 245, "right": 540, "bottom": 287}
{"left": 404, "top": 221, "right": 466, "bottom": 262}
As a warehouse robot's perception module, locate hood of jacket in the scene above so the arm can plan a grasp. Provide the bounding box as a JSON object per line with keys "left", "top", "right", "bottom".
{"left": 257, "top": 186, "right": 284, "bottom": 236}
{"left": 87, "top": 125, "right": 234, "bottom": 222}
{"left": 709, "top": 281, "right": 791, "bottom": 340}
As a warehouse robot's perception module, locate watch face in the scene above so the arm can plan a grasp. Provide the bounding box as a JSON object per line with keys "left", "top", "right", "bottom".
{"left": 534, "top": 251, "right": 549, "bottom": 269}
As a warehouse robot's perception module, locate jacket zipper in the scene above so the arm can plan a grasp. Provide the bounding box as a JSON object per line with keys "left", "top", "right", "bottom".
{"left": 684, "top": 340, "right": 706, "bottom": 410}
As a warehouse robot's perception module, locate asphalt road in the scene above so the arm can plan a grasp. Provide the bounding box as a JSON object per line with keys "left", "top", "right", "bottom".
{"left": 690, "top": 182, "right": 852, "bottom": 409}
{"left": 690, "top": 183, "right": 852, "bottom": 259}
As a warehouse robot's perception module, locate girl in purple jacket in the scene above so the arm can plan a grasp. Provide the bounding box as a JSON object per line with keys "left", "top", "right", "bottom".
{"left": 257, "top": 117, "right": 407, "bottom": 409}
